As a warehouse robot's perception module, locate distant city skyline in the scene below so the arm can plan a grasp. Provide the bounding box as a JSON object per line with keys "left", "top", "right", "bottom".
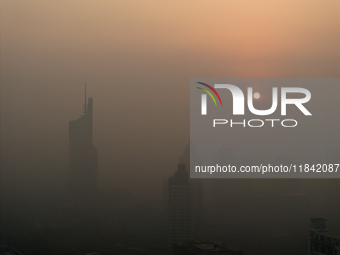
{"left": 1, "top": 1, "right": 340, "bottom": 254}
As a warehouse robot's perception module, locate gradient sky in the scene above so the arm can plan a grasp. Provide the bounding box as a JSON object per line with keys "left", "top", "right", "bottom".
{"left": 1, "top": 0, "right": 340, "bottom": 198}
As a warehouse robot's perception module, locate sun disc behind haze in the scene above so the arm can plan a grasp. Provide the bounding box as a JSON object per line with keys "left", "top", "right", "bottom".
{"left": 253, "top": 92, "right": 261, "bottom": 99}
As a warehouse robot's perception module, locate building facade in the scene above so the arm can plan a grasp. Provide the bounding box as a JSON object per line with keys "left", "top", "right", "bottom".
{"left": 167, "top": 164, "right": 203, "bottom": 246}
{"left": 309, "top": 218, "right": 340, "bottom": 255}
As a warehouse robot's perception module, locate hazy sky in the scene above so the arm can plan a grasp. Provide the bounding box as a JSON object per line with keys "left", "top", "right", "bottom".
{"left": 1, "top": 0, "right": 340, "bottom": 198}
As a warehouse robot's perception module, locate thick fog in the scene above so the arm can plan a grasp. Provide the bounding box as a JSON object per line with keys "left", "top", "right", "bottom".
{"left": 1, "top": 1, "right": 340, "bottom": 255}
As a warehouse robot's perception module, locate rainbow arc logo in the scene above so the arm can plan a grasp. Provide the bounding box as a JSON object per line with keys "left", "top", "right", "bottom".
{"left": 196, "top": 82, "right": 223, "bottom": 106}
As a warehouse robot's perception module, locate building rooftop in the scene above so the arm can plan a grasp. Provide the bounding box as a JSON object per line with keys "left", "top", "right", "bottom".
{"left": 174, "top": 241, "right": 243, "bottom": 254}
{"left": 0, "top": 245, "right": 24, "bottom": 255}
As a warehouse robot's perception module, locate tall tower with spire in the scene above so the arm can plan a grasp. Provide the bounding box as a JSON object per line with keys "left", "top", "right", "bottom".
{"left": 69, "top": 86, "right": 98, "bottom": 224}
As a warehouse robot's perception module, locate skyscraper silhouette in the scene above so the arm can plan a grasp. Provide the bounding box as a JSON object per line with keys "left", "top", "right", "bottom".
{"left": 167, "top": 163, "right": 203, "bottom": 246}
{"left": 69, "top": 92, "right": 98, "bottom": 224}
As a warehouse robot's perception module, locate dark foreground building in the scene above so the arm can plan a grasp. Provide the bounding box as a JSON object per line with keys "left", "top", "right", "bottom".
{"left": 173, "top": 241, "right": 243, "bottom": 255}
{"left": 69, "top": 96, "right": 98, "bottom": 224}
{"left": 0, "top": 245, "right": 24, "bottom": 255}
{"left": 308, "top": 218, "right": 340, "bottom": 255}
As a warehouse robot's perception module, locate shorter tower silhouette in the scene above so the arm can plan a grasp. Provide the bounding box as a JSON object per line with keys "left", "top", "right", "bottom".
{"left": 167, "top": 163, "right": 203, "bottom": 246}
